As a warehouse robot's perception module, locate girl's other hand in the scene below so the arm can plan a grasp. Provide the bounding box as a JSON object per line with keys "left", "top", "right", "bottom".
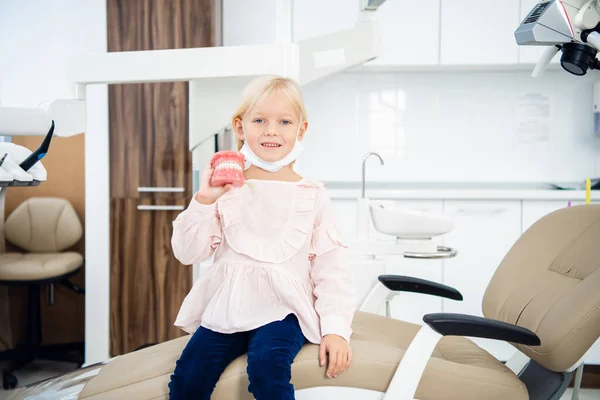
{"left": 319, "top": 334, "right": 352, "bottom": 378}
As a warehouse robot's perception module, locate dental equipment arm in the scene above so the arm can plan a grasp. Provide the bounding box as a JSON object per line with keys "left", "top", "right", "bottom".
{"left": 515, "top": 0, "right": 600, "bottom": 76}
{"left": 19, "top": 121, "right": 54, "bottom": 172}
{"left": 0, "top": 100, "right": 85, "bottom": 137}
{"left": 378, "top": 275, "right": 463, "bottom": 301}
{"left": 423, "top": 313, "right": 541, "bottom": 346}
{"left": 0, "top": 121, "right": 56, "bottom": 186}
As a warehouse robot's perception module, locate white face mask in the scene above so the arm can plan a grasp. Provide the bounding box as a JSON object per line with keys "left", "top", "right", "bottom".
{"left": 238, "top": 123, "right": 304, "bottom": 173}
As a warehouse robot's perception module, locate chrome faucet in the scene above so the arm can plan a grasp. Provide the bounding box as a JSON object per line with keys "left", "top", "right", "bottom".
{"left": 361, "top": 152, "right": 384, "bottom": 198}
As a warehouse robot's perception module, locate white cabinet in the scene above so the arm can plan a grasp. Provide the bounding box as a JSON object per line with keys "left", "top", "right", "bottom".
{"left": 518, "top": 0, "right": 560, "bottom": 64}
{"left": 225, "top": 0, "right": 529, "bottom": 68}
{"left": 331, "top": 199, "right": 359, "bottom": 242}
{"left": 442, "top": 200, "right": 522, "bottom": 361}
{"left": 293, "top": 0, "right": 358, "bottom": 42}
{"left": 440, "top": 0, "right": 520, "bottom": 65}
{"left": 224, "top": 0, "right": 358, "bottom": 45}
{"left": 522, "top": 200, "right": 568, "bottom": 232}
{"left": 223, "top": 0, "right": 280, "bottom": 46}
{"left": 366, "top": 0, "right": 441, "bottom": 66}
{"left": 522, "top": 199, "right": 599, "bottom": 231}
{"left": 368, "top": 200, "right": 445, "bottom": 325}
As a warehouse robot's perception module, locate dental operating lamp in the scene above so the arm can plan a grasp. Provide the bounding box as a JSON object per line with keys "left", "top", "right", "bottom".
{"left": 515, "top": 0, "right": 600, "bottom": 76}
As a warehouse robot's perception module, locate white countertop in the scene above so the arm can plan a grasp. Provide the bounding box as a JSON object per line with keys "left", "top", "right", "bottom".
{"left": 323, "top": 181, "right": 596, "bottom": 201}
{"left": 328, "top": 188, "right": 591, "bottom": 200}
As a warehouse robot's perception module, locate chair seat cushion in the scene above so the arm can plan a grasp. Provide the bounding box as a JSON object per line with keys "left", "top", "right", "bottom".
{"left": 79, "top": 311, "right": 528, "bottom": 400}
{"left": 0, "top": 252, "right": 83, "bottom": 282}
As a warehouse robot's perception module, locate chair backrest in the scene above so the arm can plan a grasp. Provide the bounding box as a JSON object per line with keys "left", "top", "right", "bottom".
{"left": 482, "top": 204, "right": 600, "bottom": 372}
{"left": 4, "top": 197, "right": 82, "bottom": 253}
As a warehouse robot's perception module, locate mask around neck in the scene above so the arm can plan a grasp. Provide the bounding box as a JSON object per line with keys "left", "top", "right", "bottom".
{"left": 238, "top": 124, "right": 304, "bottom": 173}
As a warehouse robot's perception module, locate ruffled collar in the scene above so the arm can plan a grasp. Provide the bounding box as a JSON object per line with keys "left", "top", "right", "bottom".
{"left": 217, "top": 180, "right": 323, "bottom": 263}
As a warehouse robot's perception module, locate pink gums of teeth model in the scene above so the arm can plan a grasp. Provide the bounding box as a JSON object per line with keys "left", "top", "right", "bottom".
{"left": 210, "top": 151, "right": 245, "bottom": 187}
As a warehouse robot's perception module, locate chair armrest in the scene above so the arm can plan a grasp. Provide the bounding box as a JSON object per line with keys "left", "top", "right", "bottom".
{"left": 378, "top": 275, "right": 463, "bottom": 301}
{"left": 386, "top": 314, "right": 540, "bottom": 399}
{"left": 423, "top": 313, "right": 541, "bottom": 346}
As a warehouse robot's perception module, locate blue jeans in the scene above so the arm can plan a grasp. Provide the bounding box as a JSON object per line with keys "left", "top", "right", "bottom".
{"left": 168, "top": 314, "right": 306, "bottom": 400}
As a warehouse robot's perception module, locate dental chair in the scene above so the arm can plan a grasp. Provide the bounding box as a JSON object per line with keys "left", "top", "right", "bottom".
{"left": 8, "top": 203, "right": 600, "bottom": 399}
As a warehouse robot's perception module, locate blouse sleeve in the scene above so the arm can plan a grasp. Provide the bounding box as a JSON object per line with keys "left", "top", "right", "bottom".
{"left": 309, "top": 187, "right": 357, "bottom": 343}
{"left": 171, "top": 193, "right": 222, "bottom": 265}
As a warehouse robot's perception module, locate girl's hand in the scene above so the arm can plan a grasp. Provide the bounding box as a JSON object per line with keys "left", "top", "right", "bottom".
{"left": 319, "top": 334, "right": 352, "bottom": 378}
{"left": 194, "top": 164, "right": 232, "bottom": 205}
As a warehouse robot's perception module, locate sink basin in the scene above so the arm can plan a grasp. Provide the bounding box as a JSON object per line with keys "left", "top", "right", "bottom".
{"left": 369, "top": 201, "right": 454, "bottom": 239}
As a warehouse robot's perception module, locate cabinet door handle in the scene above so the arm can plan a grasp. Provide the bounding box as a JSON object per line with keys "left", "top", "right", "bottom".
{"left": 456, "top": 208, "right": 506, "bottom": 215}
{"left": 137, "top": 187, "right": 185, "bottom": 193}
{"left": 137, "top": 205, "right": 185, "bottom": 211}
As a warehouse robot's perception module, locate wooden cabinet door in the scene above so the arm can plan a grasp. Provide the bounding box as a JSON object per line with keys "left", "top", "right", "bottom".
{"left": 110, "top": 198, "right": 191, "bottom": 356}
{"left": 108, "top": 0, "right": 215, "bottom": 356}
{"left": 109, "top": 82, "right": 192, "bottom": 199}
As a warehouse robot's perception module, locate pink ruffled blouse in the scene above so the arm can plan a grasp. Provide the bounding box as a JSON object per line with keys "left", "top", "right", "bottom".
{"left": 170, "top": 179, "right": 357, "bottom": 343}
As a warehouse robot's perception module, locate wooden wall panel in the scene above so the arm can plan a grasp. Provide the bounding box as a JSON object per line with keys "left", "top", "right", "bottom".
{"left": 107, "top": 0, "right": 214, "bottom": 52}
{"left": 108, "top": 0, "right": 215, "bottom": 356}
{"left": 4, "top": 134, "right": 85, "bottom": 347}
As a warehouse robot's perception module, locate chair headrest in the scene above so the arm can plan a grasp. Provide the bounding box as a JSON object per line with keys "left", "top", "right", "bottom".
{"left": 483, "top": 204, "right": 600, "bottom": 372}
{"left": 5, "top": 197, "right": 82, "bottom": 253}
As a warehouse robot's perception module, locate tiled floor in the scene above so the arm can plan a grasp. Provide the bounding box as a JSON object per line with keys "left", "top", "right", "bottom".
{"left": 0, "top": 360, "right": 79, "bottom": 399}
{"left": 0, "top": 361, "right": 599, "bottom": 399}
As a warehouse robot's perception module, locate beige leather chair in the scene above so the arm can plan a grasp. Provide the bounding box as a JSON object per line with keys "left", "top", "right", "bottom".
{"left": 7, "top": 204, "right": 600, "bottom": 399}
{"left": 0, "top": 197, "right": 85, "bottom": 390}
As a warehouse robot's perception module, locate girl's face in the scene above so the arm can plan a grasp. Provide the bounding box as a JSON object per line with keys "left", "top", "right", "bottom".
{"left": 235, "top": 89, "right": 307, "bottom": 163}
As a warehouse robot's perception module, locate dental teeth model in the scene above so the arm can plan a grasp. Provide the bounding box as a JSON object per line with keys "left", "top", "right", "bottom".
{"left": 210, "top": 151, "right": 245, "bottom": 188}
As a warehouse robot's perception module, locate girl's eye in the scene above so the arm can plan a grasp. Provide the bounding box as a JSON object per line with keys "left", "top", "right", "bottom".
{"left": 253, "top": 118, "right": 265, "bottom": 124}
{"left": 281, "top": 120, "right": 292, "bottom": 125}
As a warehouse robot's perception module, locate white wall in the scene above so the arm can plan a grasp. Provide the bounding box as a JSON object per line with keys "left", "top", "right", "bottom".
{"left": 0, "top": 0, "right": 109, "bottom": 365}
{"left": 0, "top": 1, "right": 105, "bottom": 106}
{"left": 296, "top": 70, "right": 600, "bottom": 184}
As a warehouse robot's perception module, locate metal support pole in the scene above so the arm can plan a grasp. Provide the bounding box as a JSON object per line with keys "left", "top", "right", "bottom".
{"left": 0, "top": 187, "right": 11, "bottom": 351}
{"left": 572, "top": 363, "right": 584, "bottom": 400}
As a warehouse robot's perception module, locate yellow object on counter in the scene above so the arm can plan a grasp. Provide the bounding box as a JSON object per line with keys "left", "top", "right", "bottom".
{"left": 586, "top": 178, "right": 591, "bottom": 204}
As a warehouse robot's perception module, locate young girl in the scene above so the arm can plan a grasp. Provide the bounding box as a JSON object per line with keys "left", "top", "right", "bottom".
{"left": 168, "top": 75, "right": 356, "bottom": 399}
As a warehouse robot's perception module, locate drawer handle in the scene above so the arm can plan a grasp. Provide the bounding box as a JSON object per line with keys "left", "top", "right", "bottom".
{"left": 456, "top": 208, "right": 506, "bottom": 215}
{"left": 137, "top": 187, "right": 185, "bottom": 192}
{"left": 137, "top": 205, "right": 185, "bottom": 211}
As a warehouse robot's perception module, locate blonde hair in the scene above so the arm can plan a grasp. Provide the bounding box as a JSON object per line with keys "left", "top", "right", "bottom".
{"left": 231, "top": 75, "right": 307, "bottom": 150}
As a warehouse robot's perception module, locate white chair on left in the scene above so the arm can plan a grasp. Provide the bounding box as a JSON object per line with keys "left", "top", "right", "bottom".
{"left": 0, "top": 197, "right": 85, "bottom": 390}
